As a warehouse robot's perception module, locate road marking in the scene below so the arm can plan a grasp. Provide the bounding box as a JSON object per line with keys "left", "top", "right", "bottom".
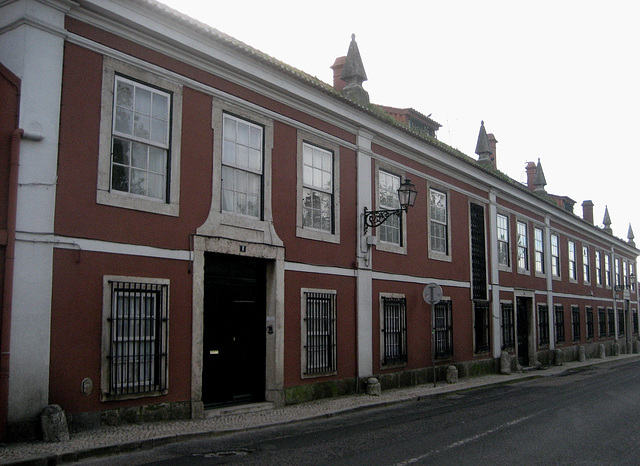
{"left": 394, "top": 413, "right": 538, "bottom": 465}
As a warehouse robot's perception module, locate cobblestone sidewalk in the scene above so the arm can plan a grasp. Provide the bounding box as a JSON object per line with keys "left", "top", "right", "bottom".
{"left": 2, "top": 354, "right": 638, "bottom": 465}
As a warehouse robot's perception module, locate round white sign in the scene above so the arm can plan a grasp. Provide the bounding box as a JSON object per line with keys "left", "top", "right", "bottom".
{"left": 423, "top": 283, "right": 443, "bottom": 305}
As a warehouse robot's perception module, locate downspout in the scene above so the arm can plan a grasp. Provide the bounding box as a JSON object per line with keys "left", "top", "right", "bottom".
{"left": 0, "top": 128, "right": 23, "bottom": 439}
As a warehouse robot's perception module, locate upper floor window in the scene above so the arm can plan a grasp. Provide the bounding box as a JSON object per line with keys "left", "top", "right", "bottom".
{"left": 429, "top": 188, "right": 449, "bottom": 255}
{"left": 615, "top": 257, "right": 621, "bottom": 287}
{"left": 623, "top": 261, "right": 629, "bottom": 288}
{"left": 97, "top": 57, "right": 182, "bottom": 216}
{"left": 551, "top": 234, "right": 560, "bottom": 277}
{"left": 595, "top": 251, "right": 603, "bottom": 286}
{"left": 631, "top": 263, "right": 636, "bottom": 291}
{"left": 378, "top": 171, "right": 402, "bottom": 245}
{"left": 221, "top": 114, "right": 263, "bottom": 218}
{"left": 583, "top": 246, "right": 590, "bottom": 283}
{"left": 534, "top": 227, "right": 544, "bottom": 274}
{"left": 604, "top": 254, "right": 611, "bottom": 287}
{"left": 516, "top": 221, "right": 529, "bottom": 271}
{"left": 497, "top": 214, "right": 510, "bottom": 267}
{"left": 568, "top": 241, "right": 577, "bottom": 281}
{"left": 301, "top": 142, "right": 334, "bottom": 232}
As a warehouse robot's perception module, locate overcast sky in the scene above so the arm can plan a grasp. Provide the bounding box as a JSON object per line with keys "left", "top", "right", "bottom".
{"left": 159, "top": 0, "right": 639, "bottom": 242}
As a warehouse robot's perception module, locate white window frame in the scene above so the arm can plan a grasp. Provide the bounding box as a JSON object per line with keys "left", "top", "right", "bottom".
{"left": 534, "top": 226, "right": 545, "bottom": 275}
{"left": 615, "top": 257, "right": 621, "bottom": 287}
{"left": 101, "top": 275, "right": 169, "bottom": 401}
{"left": 374, "top": 163, "right": 407, "bottom": 254}
{"left": 300, "top": 288, "right": 337, "bottom": 378}
{"left": 97, "top": 57, "right": 182, "bottom": 216}
{"left": 595, "top": 251, "right": 603, "bottom": 287}
{"left": 516, "top": 220, "right": 529, "bottom": 273}
{"left": 605, "top": 254, "right": 612, "bottom": 288}
{"left": 568, "top": 240, "right": 577, "bottom": 282}
{"left": 428, "top": 184, "right": 452, "bottom": 262}
{"left": 497, "top": 213, "right": 510, "bottom": 269}
{"left": 551, "top": 233, "right": 561, "bottom": 279}
{"left": 296, "top": 131, "right": 340, "bottom": 243}
{"left": 583, "top": 245, "right": 591, "bottom": 284}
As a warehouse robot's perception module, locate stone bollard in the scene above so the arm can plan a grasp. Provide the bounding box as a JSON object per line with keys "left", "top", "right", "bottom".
{"left": 554, "top": 349, "right": 563, "bottom": 366}
{"left": 446, "top": 365, "right": 458, "bottom": 384}
{"left": 613, "top": 342, "right": 620, "bottom": 356}
{"left": 500, "top": 351, "right": 511, "bottom": 375}
{"left": 598, "top": 343, "right": 606, "bottom": 359}
{"left": 366, "top": 377, "right": 381, "bottom": 396}
{"left": 578, "top": 346, "right": 586, "bottom": 362}
{"left": 41, "top": 405, "right": 70, "bottom": 442}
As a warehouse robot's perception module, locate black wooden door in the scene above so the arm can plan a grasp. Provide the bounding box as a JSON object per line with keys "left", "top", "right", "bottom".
{"left": 516, "top": 297, "right": 529, "bottom": 366}
{"left": 202, "top": 253, "right": 266, "bottom": 407}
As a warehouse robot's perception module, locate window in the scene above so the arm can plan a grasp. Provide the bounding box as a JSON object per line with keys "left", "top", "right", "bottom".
{"left": 434, "top": 300, "right": 453, "bottom": 358}
{"left": 470, "top": 203, "right": 488, "bottom": 300}
{"left": 517, "top": 221, "right": 529, "bottom": 271}
{"left": 595, "top": 251, "right": 603, "bottom": 286}
{"left": 501, "top": 302, "right": 515, "bottom": 350}
{"left": 618, "top": 308, "right": 625, "bottom": 336}
{"left": 631, "top": 263, "right": 636, "bottom": 291}
{"left": 634, "top": 309, "right": 638, "bottom": 335}
{"left": 583, "top": 246, "right": 590, "bottom": 283}
{"left": 97, "top": 58, "right": 182, "bottom": 216}
{"left": 474, "top": 301, "right": 490, "bottom": 353}
{"left": 608, "top": 308, "right": 615, "bottom": 336}
{"left": 301, "top": 142, "right": 334, "bottom": 233}
{"left": 586, "top": 306, "right": 594, "bottom": 340}
{"left": 605, "top": 254, "right": 611, "bottom": 288}
{"left": 551, "top": 234, "right": 560, "bottom": 277}
{"left": 615, "top": 258, "right": 621, "bottom": 287}
{"left": 555, "top": 304, "right": 565, "bottom": 344}
{"left": 598, "top": 307, "right": 606, "bottom": 338}
{"left": 296, "top": 132, "right": 340, "bottom": 242}
{"left": 381, "top": 296, "right": 407, "bottom": 365}
{"left": 102, "top": 277, "right": 169, "bottom": 398}
{"left": 302, "top": 290, "right": 337, "bottom": 376}
{"left": 378, "top": 170, "right": 402, "bottom": 245}
{"left": 430, "top": 189, "right": 448, "bottom": 255}
{"left": 568, "top": 241, "right": 577, "bottom": 281}
{"left": 221, "top": 114, "right": 263, "bottom": 218}
{"left": 534, "top": 227, "right": 544, "bottom": 274}
{"left": 571, "top": 305, "right": 581, "bottom": 342}
{"left": 538, "top": 304, "right": 549, "bottom": 346}
{"left": 623, "top": 261, "right": 629, "bottom": 288}
{"left": 497, "top": 214, "right": 510, "bottom": 267}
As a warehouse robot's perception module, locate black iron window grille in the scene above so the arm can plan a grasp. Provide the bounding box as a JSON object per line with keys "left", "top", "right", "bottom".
{"left": 304, "top": 292, "right": 337, "bottom": 375}
{"left": 571, "top": 305, "right": 581, "bottom": 341}
{"left": 618, "top": 309, "right": 625, "bottom": 336}
{"left": 598, "top": 307, "right": 606, "bottom": 337}
{"left": 108, "top": 281, "right": 168, "bottom": 396}
{"left": 634, "top": 310, "right": 639, "bottom": 335}
{"left": 608, "top": 308, "right": 615, "bottom": 336}
{"left": 538, "top": 304, "right": 549, "bottom": 346}
{"left": 586, "top": 306, "right": 594, "bottom": 340}
{"left": 434, "top": 300, "right": 453, "bottom": 359}
{"left": 382, "top": 297, "right": 408, "bottom": 365}
{"left": 555, "top": 305, "right": 565, "bottom": 344}
{"left": 474, "top": 301, "right": 490, "bottom": 353}
{"left": 501, "top": 302, "right": 515, "bottom": 350}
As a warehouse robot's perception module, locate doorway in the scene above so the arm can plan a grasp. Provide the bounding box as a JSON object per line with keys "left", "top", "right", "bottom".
{"left": 516, "top": 297, "right": 530, "bottom": 366}
{"left": 202, "top": 253, "right": 266, "bottom": 407}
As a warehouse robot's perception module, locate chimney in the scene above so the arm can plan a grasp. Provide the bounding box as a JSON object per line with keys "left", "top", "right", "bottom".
{"left": 487, "top": 133, "right": 497, "bottom": 168}
{"left": 582, "top": 200, "right": 594, "bottom": 225}
{"left": 331, "top": 56, "right": 346, "bottom": 91}
{"left": 525, "top": 162, "right": 536, "bottom": 190}
{"left": 340, "top": 34, "right": 369, "bottom": 106}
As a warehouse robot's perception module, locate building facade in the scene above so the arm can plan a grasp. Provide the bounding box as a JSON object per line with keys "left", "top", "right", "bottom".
{"left": 0, "top": 0, "right": 637, "bottom": 439}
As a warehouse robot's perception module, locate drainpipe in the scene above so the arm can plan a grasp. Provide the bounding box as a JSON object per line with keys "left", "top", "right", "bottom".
{"left": 0, "top": 128, "right": 23, "bottom": 439}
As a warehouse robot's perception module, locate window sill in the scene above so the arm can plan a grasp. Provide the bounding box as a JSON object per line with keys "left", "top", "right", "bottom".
{"left": 296, "top": 226, "right": 340, "bottom": 244}
{"left": 97, "top": 190, "right": 179, "bottom": 217}
{"left": 429, "top": 250, "right": 452, "bottom": 262}
{"left": 101, "top": 389, "right": 168, "bottom": 402}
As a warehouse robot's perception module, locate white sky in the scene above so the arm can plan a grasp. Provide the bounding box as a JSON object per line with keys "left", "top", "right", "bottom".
{"left": 158, "top": 0, "right": 639, "bottom": 242}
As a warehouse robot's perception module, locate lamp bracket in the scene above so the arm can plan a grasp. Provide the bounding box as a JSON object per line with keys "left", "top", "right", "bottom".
{"left": 363, "top": 207, "right": 405, "bottom": 234}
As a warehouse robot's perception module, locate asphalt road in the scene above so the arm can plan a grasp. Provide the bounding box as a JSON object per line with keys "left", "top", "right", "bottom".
{"left": 83, "top": 359, "right": 640, "bottom": 465}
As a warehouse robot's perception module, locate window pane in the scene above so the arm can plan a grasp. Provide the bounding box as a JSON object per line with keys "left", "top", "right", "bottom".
{"left": 135, "top": 87, "right": 151, "bottom": 115}
{"left": 111, "top": 164, "right": 129, "bottom": 192}
{"left": 148, "top": 146, "right": 166, "bottom": 173}
{"left": 115, "top": 107, "right": 133, "bottom": 135}
{"left": 133, "top": 113, "right": 151, "bottom": 139}
{"left": 130, "top": 169, "right": 147, "bottom": 195}
{"left": 131, "top": 142, "right": 147, "bottom": 169}
{"left": 112, "top": 138, "right": 130, "bottom": 165}
{"left": 152, "top": 92, "right": 168, "bottom": 119}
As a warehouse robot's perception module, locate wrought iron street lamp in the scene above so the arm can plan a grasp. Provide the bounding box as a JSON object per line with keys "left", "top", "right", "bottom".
{"left": 363, "top": 178, "right": 418, "bottom": 234}
{"left": 614, "top": 273, "right": 636, "bottom": 292}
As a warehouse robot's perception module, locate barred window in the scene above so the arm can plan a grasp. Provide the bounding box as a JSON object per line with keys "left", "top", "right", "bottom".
{"left": 634, "top": 309, "right": 638, "bottom": 335}
{"left": 598, "top": 307, "right": 606, "bottom": 338}
{"left": 106, "top": 280, "right": 168, "bottom": 396}
{"left": 608, "top": 308, "right": 615, "bottom": 336}
{"left": 555, "top": 304, "right": 565, "bottom": 344}
{"left": 618, "top": 308, "right": 625, "bottom": 336}
{"left": 538, "top": 304, "right": 549, "bottom": 346}
{"left": 571, "top": 305, "right": 581, "bottom": 342}
{"left": 474, "top": 301, "right": 490, "bottom": 353}
{"left": 381, "top": 297, "right": 408, "bottom": 365}
{"left": 303, "top": 291, "right": 337, "bottom": 376}
{"left": 501, "top": 302, "right": 515, "bottom": 350}
{"left": 586, "top": 306, "right": 594, "bottom": 340}
{"left": 434, "top": 300, "right": 453, "bottom": 359}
